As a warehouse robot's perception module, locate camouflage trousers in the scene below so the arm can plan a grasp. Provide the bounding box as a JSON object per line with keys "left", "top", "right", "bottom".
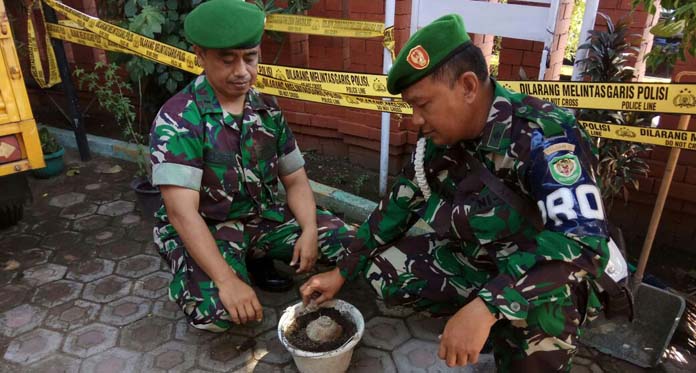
{"left": 364, "top": 233, "right": 591, "bottom": 372}
{"left": 153, "top": 208, "right": 355, "bottom": 332}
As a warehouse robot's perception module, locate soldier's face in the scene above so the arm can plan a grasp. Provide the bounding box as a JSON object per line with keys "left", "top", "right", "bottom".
{"left": 195, "top": 46, "right": 259, "bottom": 101}
{"left": 402, "top": 74, "right": 478, "bottom": 145}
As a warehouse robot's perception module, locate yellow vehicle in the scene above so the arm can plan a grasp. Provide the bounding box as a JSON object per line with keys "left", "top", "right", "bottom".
{"left": 0, "top": 0, "right": 45, "bottom": 227}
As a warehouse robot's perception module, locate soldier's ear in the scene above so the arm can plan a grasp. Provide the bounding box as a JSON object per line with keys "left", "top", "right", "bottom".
{"left": 456, "top": 71, "right": 479, "bottom": 104}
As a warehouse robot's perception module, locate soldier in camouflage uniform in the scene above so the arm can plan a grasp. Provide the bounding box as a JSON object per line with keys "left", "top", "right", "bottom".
{"left": 301, "top": 14, "right": 618, "bottom": 371}
{"left": 150, "top": 0, "right": 354, "bottom": 332}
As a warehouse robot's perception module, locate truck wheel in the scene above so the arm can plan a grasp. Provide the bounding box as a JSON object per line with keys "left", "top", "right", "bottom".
{"left": 0, "top": 201, "right": 24, "bottom": 228}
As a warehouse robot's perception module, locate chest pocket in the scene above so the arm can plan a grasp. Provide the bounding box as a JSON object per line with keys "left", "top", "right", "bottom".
{"left": 200, "top": 149, "right": 240, "bottom": 221}
{"left": 248, "top": 115, "right": 280, "bottom": 185}
{"left": 454, "top": 184, "right": 527, "bottom": 245}
{"left": 428, "top": 155, "right": 540, "bottom": 246}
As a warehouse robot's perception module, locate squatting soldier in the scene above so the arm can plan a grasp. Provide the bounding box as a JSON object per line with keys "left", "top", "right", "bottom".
{"left": 149, "top": 0, "right": 354, "bottom": 331}
{"left": 301, "top": 14, "right": 628, "bottom": 371}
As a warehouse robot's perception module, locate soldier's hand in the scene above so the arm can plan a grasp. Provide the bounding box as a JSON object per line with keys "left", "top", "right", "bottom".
{"left": 290, "top": 227, "right": 318, "bottom": 273}
{"left": 438, "top": 297, "right": 497, "bottom": 367}
{"left": 218, "top": 276, "right": 263, "bottom": 325}
{"left": 299, "top": 267, "right": 346, "bottom": 305}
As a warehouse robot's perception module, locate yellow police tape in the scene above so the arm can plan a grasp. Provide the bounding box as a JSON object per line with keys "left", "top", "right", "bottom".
{"left": 30, "top": 0, "right": 696, "bottom": 148}
{"left": 502, "top": 81, "right": 696, "bottom": 115}
{"left": 43, "top": 22, "right": 410, "bottom": 113}
{"left": 579, "top": 121, "right": 696, "bottom": 151}
{"left": 256, "top": 75, "right": 411, "bottom": 113}
{"left": 26, "top": 1, "right": 60, "bottom": 88}
{"left": 265, "top": 13, "right": 385, "bottom": 38}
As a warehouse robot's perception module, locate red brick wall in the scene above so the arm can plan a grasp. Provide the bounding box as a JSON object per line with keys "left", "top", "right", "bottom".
{"left": 497, "top": 0, "right": 574, "bottom": 80}
{"left": 632, "top": 55, "right": 696, "bottom": 216}
{"left": 597, "top": 0, "right": 659, "bottom": 81}
{"left": 265, "top": 0, "right": 417, "bottom": 172}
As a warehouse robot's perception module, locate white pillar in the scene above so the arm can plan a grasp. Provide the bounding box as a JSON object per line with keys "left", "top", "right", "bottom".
{"left": 572, "top": 0, "right": 599, "bottom": 81}
{"left": 379, "top": 0, "right": 396, "bottom": 196}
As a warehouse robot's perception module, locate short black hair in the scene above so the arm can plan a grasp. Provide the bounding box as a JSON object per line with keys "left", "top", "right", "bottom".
{"left": 430, "top": 43, "right": 489, "bottom": 86}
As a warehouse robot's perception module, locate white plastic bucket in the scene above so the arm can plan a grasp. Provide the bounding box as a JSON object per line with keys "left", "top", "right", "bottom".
{"left": 277, "top": 300, "right": 365, "bottom": 373}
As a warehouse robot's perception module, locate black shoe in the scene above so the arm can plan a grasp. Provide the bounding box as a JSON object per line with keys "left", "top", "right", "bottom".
{"left": 246, "top": 256, "right": 294, "bottom": 292}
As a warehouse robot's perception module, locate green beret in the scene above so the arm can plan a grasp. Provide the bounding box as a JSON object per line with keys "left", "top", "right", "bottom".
{"left": 387, "top": 14, "right": 471, "bottom": 94}
{"left": 185, "top": 0, "right": 265, "bottom": 49}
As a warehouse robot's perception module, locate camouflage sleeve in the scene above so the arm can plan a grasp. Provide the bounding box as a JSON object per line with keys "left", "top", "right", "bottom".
{"left": 478, "top": 125, "right": 610, "bottom": 321}
{"left": 336, "top": 172, "right": 424, "bottom": 280}
{"left": 273, "top": 110, "right": 305, "bottom": 176}
{"left": 149, "top": 94, "right": 205, "bottom": 190}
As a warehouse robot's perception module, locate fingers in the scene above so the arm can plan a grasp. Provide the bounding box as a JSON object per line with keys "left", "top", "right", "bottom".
{"left": 299, "top": 281, "right": 314, "bottom": 305}
{"left": 456, "top": 351, "right": 469, "bottom": 367}
{"left": 438, "top": 341, "right": 446, "bottom": 361}
{"left": 238, "top": 303, "right": 250, "bottom": 324}
{"left": 229, "top": 307, "right": 241, "bottom": 325}
{"left": 446, "top": 348, "right": 458, "bottom": 368}
{"left": 251, "top": 297, "right": 263, "bottom": 322}
{"left": 468, "top": 351, "right": 479, "bottom": 365}
{"left": 298, "top": 252, "right": 313, "bottom": 273}
{"left": 290, "top": 245, "right": 300, "bottom": 268}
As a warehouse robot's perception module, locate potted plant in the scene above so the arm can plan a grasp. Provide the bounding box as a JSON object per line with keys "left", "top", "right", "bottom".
{"left": 74, "top": 62, "right": 160, "bottom": 219}
{"left": 32, "top": 127, "right": 65, "bottom": 179}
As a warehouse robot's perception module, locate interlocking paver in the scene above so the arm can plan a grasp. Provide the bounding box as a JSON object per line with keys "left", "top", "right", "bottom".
{"left": 0, "top": 304, "right": 46, "bottom": 337}
{"left": 63, "top": 323, "right": 118, "bottom": 358}
{"left": 362, "top": 316, "right": 410, "bottom": 350}
{"left": 174, "top": 318, "right": 218, "bottom": 344}
{"left": 119, "top": 316, "right": 173, "bottom": 352}
{"left": 115, "top": 254, "right": 160, "bottom": 278}
{"left": 31, "top": 280, "right": 83, "bottom": 308}
{"left": 152, "top": 295, "right": 183, "bottom": 320}
{"left": 83, "top": 227, "right": 126, "bottom": 246}
{"left": 40, "top": 231, "right": 82, "bottom": 251}
{"left": 6, "top": 247, "right": 52, "bottom": 269}
{"left": 133, "top": 271, "right": 171, "bottom": 299}
{"left": 198, "top": 333, "right": 254, "bottom": 372}
{"left": 79, "top": 347, "right": 142, "bottom": 373}
{"left": 97, "top": 239, "right": 144, "bottom": 260}
{"left": 27, "top": 219, "right": 71, "bottom": 237}
{"left": 99, "top": 296, "right": 152, "bottom": 326}
{"left": 0, "top": 285, "right": 31, "bottom": 313}
{"left": 143, "top": 340, "right": 197, "bottom": 372}
{"left": 349, "top": 347, "right": 397, "bottom": 373}
{"left": 82, "top": 275, "right": 132, "bottom": 303}
{"left": 236, "top": 362, "right": 285, "bottom": 373}
{"left": 21, "top": 263, "right": 67, "bottom": 287}
{"left": 66, "top": 258, "right": 115, "bottom": 283}
{"left": 119, "top": 213, "right": 141, "bottom": 226}
{"left": 26, "top": 354, "right": 80, "bottom": 373}
{"left": 406, "top": 313, "right": 448, "bottom": 342}
{"left": 230, "top": 307, "right": 277, "bottom": 338}
{"left": 49, "top": 192, "right": 86, "bottom": 208}
{"left": 58, "top": 202, "right": 98, "bottom": 220}
{"left": 97, "top": 201, "right": 135, "bottom": 217}
{"left": 3, "top": 328, "right": 63, "bottom": 365}
{"left": 44, "top": 300, "right": 101, "bottom": 331}
{"left": 253, "top": 329, "right": 292, "bottom": 365}
{"left": 392, "top": 339, "right": 495, "bottom": 372}
{"left": 72, "top": 215, "right": 112, "bottom": 232}
{"left": 376, "top": 300, "right": 415, "bottom": 318}
{"left": 0, "top": 234, "right": 41, "bottom": 251}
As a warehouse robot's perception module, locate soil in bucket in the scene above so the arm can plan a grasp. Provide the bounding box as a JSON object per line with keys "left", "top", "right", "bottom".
{"left": 284, "top": 308, "right": 357, "bottom": 352}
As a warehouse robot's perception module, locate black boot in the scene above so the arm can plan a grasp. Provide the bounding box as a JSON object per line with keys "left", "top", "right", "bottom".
{"left": 246, "top": 256, "right": 293, "bottom": 292}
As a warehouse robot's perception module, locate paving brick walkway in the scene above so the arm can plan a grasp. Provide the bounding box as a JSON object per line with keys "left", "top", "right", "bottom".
{"left": 0, "top": 151, "right": 692, "bottom": 372}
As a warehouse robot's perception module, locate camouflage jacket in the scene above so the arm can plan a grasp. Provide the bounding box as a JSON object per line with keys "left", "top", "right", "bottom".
{"left": 337, "top": 80, "right": 611, "bottom": 320}
{"left": 149, "top": 75, "right": 304, "bottom": 231}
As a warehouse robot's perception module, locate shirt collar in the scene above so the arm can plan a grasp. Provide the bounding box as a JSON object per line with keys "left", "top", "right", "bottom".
{"left": 193, "top": 75, "right": 272, "bottom": 116}
{"left": 476, "top": 78, "right": 517, "bottom": 154}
